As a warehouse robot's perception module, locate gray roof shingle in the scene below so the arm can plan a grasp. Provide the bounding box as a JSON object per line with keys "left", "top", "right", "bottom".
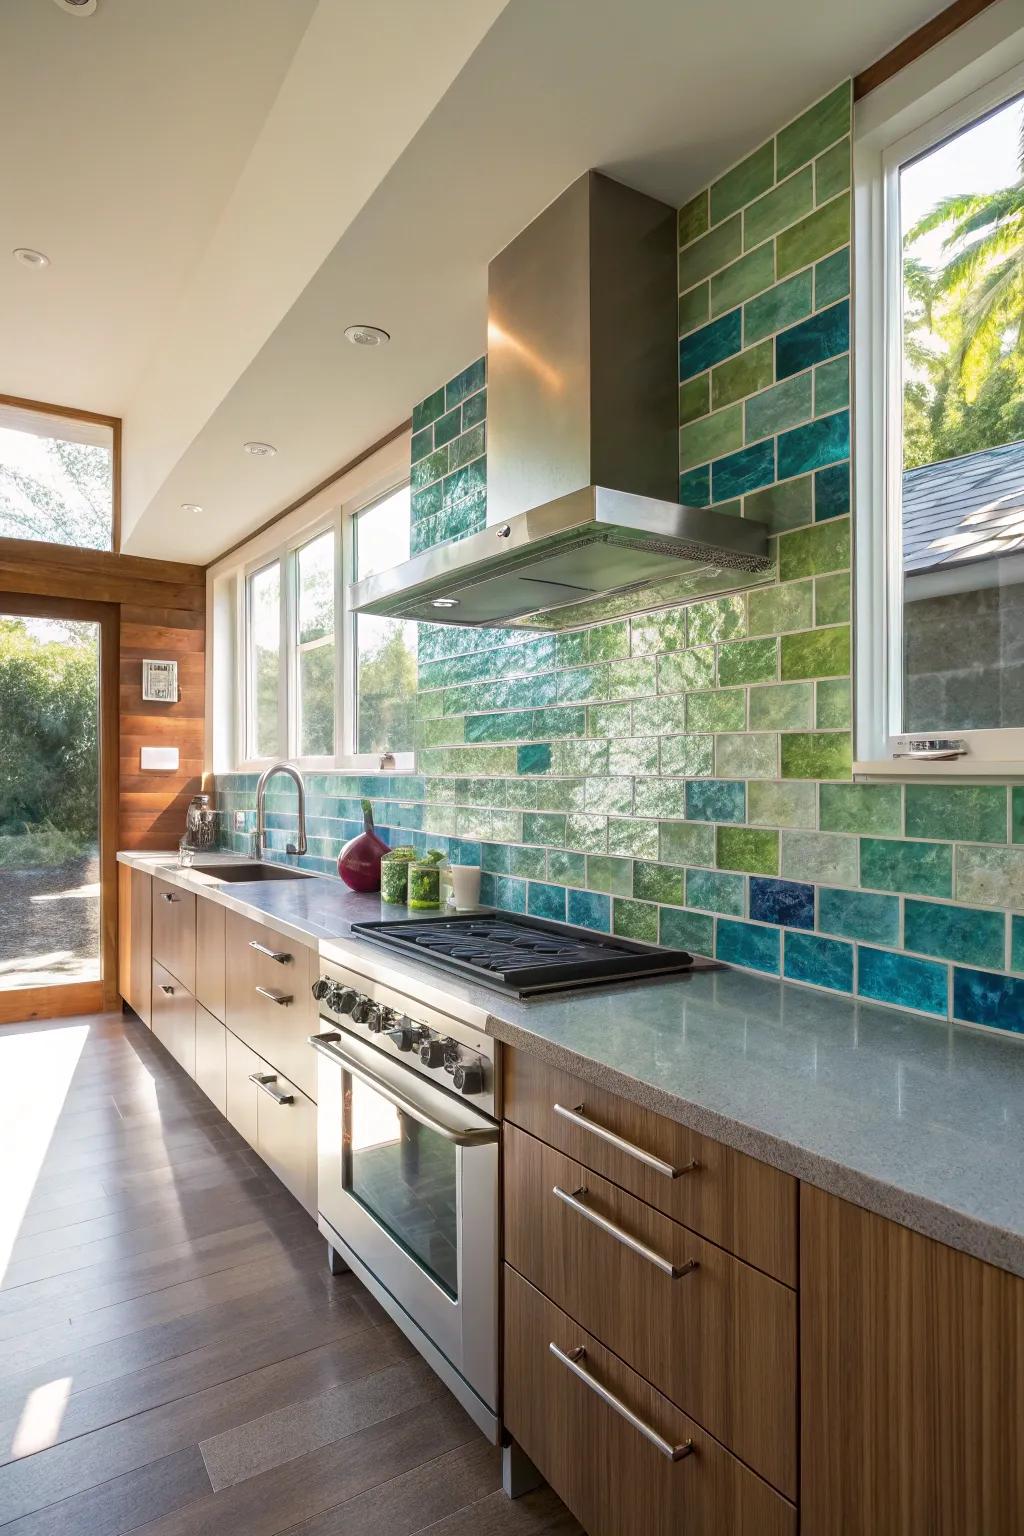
{"left": 902, "top": 439, "right": 1024, "bottom": 574}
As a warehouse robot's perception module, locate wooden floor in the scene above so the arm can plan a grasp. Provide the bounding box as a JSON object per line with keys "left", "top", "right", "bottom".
{"left": 0, "top": 1011, "right": 581, "bottom": 1536}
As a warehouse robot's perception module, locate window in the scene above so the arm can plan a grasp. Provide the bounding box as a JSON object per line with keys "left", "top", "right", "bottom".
{"left": 247, "top": 561, "right": 282, "bottom": 760}
{"left": 856, "top": 47, "right": 1024, "bottom": 768}
{"left": 0, "top": 400, "right": 116, "bottom": 551}
{"left": 351, "top": 486, "right": 418, "bottom": 756}
{"left": 294, "top": 530, "right": 335, "bottom": 758}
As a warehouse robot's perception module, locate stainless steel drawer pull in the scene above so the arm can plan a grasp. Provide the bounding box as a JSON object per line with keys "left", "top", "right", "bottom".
{"left": 249, "top": 1071, "right": 294, "bottom": 1105}
{"left": 553, "top": 1103, "right": 699, "bottom": 1180}
{"left": 160, "top": 984, "right": 174, "bottom": 995}
{"left": 249, "top": 940, "right": 292, "bottom": 963}
{"left": 549, "top": 1342, "right": 694, "bottom": 1461}
{"left": 160, "top": 892, "right": 179, "bottom": 902}
{"left": 255, "top": 986, "right": 293, "bottom": 1006}
{"left": 553, "top": 1185, "right": 698, "bottom": 1280}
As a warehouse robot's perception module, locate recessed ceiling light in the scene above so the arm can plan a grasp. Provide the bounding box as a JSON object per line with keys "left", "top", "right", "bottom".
{"left": 13, "top": 248, "right": 49, "bottom": 269}
{"left": 52, "top": 0, "right": 97, "bottom": 14}
{"left": 344, "top": 324, "right": 390, "bottom": 347}
{"left": 180, "top": 503, "right": 203, "bottom": 514}
{"left": 243, "top": 441, "right": 277, "bottom": 457}
{"left": 431, "top": 597, "right": 460, "bottom": 609}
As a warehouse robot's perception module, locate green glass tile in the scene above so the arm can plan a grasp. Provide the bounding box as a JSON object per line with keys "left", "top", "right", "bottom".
{"left": 718, "top": 636, "right": 778, "bottom": 686}
{"left": 861, "top": 838, "right": 953, "bottom": 898}
{"left": 633, "top": 778, "right": 687, "bottom": 817}
{"left": 686, "top": 689, "right": 746, "bottom": 732}
{"left": 687, "top": 867, "right": 745, "bottom": 915}
{"left": 660, "top": 907, "right": 715, "bottom": 956}
{"left": 633, "top": 695, "right": 688, "bottom": 736}
{"left": 521, "top": 812, "right": 566, "bottom": 847}
{"left": 904, "top": 899, "right": 1006, "bottom": 969}
{"left": 814, "top": 136, "right": 851, "bottom": 203}
{"left": 776, "top": 82, "right": 851, "bottom": 178}
{"left": 780, "top": 731, "right": 851, "bottom": 779}
{"left": 535, "top": 778, "right": 584, "bottom": 811}
{"left": 660, "top": 733, "right": 715, "bottom": 777}
{"left": 688, "top": 594, "right": 747, "bottom": 644}
{"left": 433, "top": 405, "right": 463, "bottom": 448}
{"left": 602, "top": 657, "right": 658, "bottom": 701}
{"left": 816, "top": 677, "right": 851, "bottom": 728}
{"left": 711, "top": 340, "right": 773, "bottom": 410}
{"left": 815, "top": 247, "right": 850, "bottom": 309}
{"left": 588, "top": 703, "right": 631, "bottom": 737}
{"left": 715, "top": 732, "right": 778, "bottom": 779}
{"left": 659, "top": 820, "right": 716, "bottom": 867}
{"left": 744, "top": 167, "right": 813, "bottom": 248}
{"left": 776, "top": 194, "right": 850, "bottom": 279}
{"left": 608, "top": 817, "right": 659, "bottom": 858}
{"left": 814, "top": 355, "right": 849, "bottom": 415}
{"left": 679, "top": 374, "right": 710, "bottom": 426}
{"left": 552, "top": 739, "right": 610, "bottom": 776}
{"left": 904, "top": 785, "right": 1008, "bottom": 844}
{"left": 584, "top": 778, "right": 633, "bottom": 815}
{"left": 547, "top": 850, "right": 586, "bottom": 887}
{"left": 445, "top": 357, "right": 486, "bottom": 408}
{"left": 613, "top": 898, "right": 659, "bottom": 942}
{"left": 411, "top": 445, "right": 448, "bottom": 490}
{"left": 748, "top": 780, "right": 817, "bottom": 828}
{"left": 556, "top": 664, "right": 608, "bottom": 704}
{"left": 463, "top": 387, "right": 487, "bottom": 428}
{"left": 781, "top": 829, "right": 858, "bottom": 886}
{"left": 744, "top": 270, "right": 813, "bottom": 346}
{"left": 658, "top": 647, "right": 716, "bottom": 692}
{"left": 820, "top": 782, "right": 901, "bottom": 835}
{"left": 449, "top": 423, "right": 485, "bottom": 469}
{"left": 1014, "top": 788, "right": 1024, "bottom": 844}
{"left": 678, "top": 281, "right": 710, "bottom": 337}
{"left": 779, "top": 517, "right": 850, "bottom": 580}
{"left": 630, "top": 610, "right": 688, "bottom": 656}
{"left": 710, "top": 243, "right": 775, "bottom": 318}
{"left": 957, "top": 845, "right": 1024, "bottom": 908}
{"left": 710, "top": 140, "right": 775, "bottom": 223}
{"left": 780, "top": 624, "right": 850, "bottom": 680}
{"left": 748, "top": 579, "right": 814, "bottom": 634}
{"left": 716, "top": 825, "right": 779, "bottom": 875}
{"left": 588, "top": 621, "right": 631, "bottom": 660}
{"left": 555, "top": 631, "right": 588, "bottom": 668}
{"left": 678, "top": 190, "right": 709, "bottom": 247}
{"left": 678, "top": 214, "right": 741, "bottom": 290}
{"left": 749, "top": 681, "right": 812, "bottom": 730}
{"left": 814, "top": 571, "right": 850, "bottom": 625}
{"left": 509, "top": 845, "right": 547, "bottom": 879}
{"left": 566, "top": 813, "right": 608, "bottom": 853}
{"left": 633, "top": 861, "right": 685, "bottom": 905}
{"left": 745, "top": 373, "right": 812, "bottom": 444}
{"left": 744, "top": 475, "right": 813, "bottom": 533}
{"left": 411, "top": 426, "right": 434, "bottom": 463}
{"left": 587, "top": 855, "right": 633, "bottom": 896}
{"left": 412, "top": 386, "right": 445, "bottom": 433}
{"left": 610, "top": 737, "right": 659, "bottom": 775}
{"left": 1014, "top": 916, "right": 1024, "bottom": 972}
{"left": 419, "top": 716, "right": 466, "bottom": 747}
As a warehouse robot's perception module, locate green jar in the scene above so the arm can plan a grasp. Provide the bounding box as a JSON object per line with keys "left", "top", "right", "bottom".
{"left": 408, "top": 861, "right": 442, "bottom": 910}
{"left": 381, "top": 849, "right": 415, "bottom": 905}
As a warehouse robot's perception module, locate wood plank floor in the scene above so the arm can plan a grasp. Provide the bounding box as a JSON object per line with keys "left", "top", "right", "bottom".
{"left": 0, "top": 1011, "right": 581, "bottom": 1536}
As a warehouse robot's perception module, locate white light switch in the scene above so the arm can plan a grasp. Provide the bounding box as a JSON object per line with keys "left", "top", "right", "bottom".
{"left": 141, "top": 746, "right": 179, "bottom": 771}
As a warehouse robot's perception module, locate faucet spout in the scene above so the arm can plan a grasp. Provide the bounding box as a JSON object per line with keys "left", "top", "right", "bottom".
{"left": 254, "top": 763, "right": 308, "bottom": 861}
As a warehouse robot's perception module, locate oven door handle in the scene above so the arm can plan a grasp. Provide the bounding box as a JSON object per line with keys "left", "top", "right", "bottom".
{"left": 308, "top": 1032, "right": 499, "bottom": 1147}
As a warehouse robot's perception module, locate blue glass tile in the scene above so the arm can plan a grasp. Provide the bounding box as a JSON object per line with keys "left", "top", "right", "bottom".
{"left": 775, "top": 300, "right": 849, "bottom": 380}
{"left": 517, "top": 744, "right": 552, "bottom": 775}
{"left": 711, "top": 439, "right": 776, "bottom": 502}
{"left": 659, "top": 906, "right": 714, "bottom": 956}
{"left": 454, "top": 839, "right": 482, "bottom": 867}
{"left": 685, "top": 779, "right": 746, "bottom": 823}
{"left": 568, "top": 889, "right": 612, "bottom": 932}
{"left": 716, "top": 919, "right": 781, "bottom": 974}
{"left": 679, "top": 466, "right": 711, "bottom": 507}
{"left": 953, "top": 967, "right": 1024, "bottom": 1032}
{"left": 493, "top": 875, "right": 527, "bottom": 914}
{"left": 814, "top": 461, "right": 850, "bottom": 521}
{"left": 904, "top": 901, "right": 1006, "bottom": 970}
{"left": 749, "top": 877, "right": 814, "bottom": 929}
{"left": 858, "top": 947, "right": 947, "bottom": 1016}
{"left": 679, "top": 309, "right": 742, "bottom": 381}
{"left": 777, "top": 410, "right": 849, "bottom": 479}
{"left": 527, "top": 881, "right": 568, "bottom": 921}
{"left": 784, "top": 931, "right": 853, "bottom": 992}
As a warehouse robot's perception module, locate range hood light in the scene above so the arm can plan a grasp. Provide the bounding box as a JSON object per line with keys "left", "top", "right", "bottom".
{"left": 430, "top": 597, "right": 460, "bottom": 609}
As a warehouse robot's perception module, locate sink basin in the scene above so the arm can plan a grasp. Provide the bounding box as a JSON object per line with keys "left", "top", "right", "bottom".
{"left": 201, "top": 862, "right": 313, "bottom": 883}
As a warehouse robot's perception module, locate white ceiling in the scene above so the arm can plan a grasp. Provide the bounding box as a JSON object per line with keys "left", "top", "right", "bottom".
{"left": 2, "top": 0, "right": 954, "bottom": 563}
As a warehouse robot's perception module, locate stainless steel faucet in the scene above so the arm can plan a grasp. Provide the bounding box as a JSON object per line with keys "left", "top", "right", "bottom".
{"left": 253, "top": 762, "right": 308, "bottom": 861}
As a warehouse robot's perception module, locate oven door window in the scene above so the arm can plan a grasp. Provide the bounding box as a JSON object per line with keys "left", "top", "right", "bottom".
{"left": 343, "top": 1073, "right": 459, "bottom": 1300}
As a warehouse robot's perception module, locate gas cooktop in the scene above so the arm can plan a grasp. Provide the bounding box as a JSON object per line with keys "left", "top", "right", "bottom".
{"left": 349, "top": 911, "right": 711, "bottom": 997}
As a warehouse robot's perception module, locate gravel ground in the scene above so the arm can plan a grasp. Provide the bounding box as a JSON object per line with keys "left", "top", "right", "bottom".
{"left": 0, "top": 849, "right": 100, "bottom": 985}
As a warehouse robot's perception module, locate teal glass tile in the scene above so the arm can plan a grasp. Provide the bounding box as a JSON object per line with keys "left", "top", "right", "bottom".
{"left": 952, "top": 967, "right": 1024, "bottom": 1033}
{"left": 1014, "top": 916, "right": 1024, "bottom": 972}
{"left": 711, "top": 439, "right": 775, "bottom": 501}
{"left": 450, "top": 423, "right": 485, "bottom": 469}
{"left": 785, "top": 931, "right": 853, "bottom": 992}
{"left": 744, "top": 270, "right": 813, "bottom": 346}
{"left": 1013, "top": 787, "right": 1024, "bottom": 844}
{"left": 463, "top": 387, "right": 487, "bottom": 428}
{"left": 860, "top": 838, "right": 953, "bottom": 898}
{"left": 686, "top": 868, "right": 745, "bottom": 915}
{"left": 818, "top": 887, "right": 899, "bottom": 945}
{"left": 433, "top": 405, "right": 463, "bottom": 448}
{"left": 680, "top": 466, "right": 710, "bottom": 506}
{"left": 819, "top": 783, "right": 901, "bottom": 836}
{"left": 527, "top": 881, "right": 567, "bottom": 922}
{"left": 716, "top": 919, "right": 780, "bottom": 974}
{"left": 679, "top": 309, "right": 742, "bottom": 381}
{"left": 815, "top": 247, "right": 850, "bottom": 308}
{"left": 493, "top": 875, "right": 527, "bottom": 914}
{"left": 745, "top": 374, "right": 812, "bottom": 443}
{"left": 412, "top": 386, "right": 445, "bottom": 433}
{"left": 777, "top": 410, "right": 849, "bottom": 478}
{"left": 775, "top": 301, "right": 849, "bottom": 380}
{"left": 567, "top": 889, "right": 611, "bottom": 932}
{"left": 411, "top": 426, "right": 434, "bottom": 463}
{"left": 814, "top": 355, "right": 849, "bottom": 414}
{"left": 858, "top": 947, "right": 947, "bottom": 1017}
{"left": 517, "top": 744, "right": 551, "bottom": 775}
{"left": 613, "top": 898, "right": 659, "bottom": 942}
{"left": 904, "top": 786, "right": 1007, "bottom": 845}
{"left": 814, "top": 462, "right": 850, "bottom": 521}
{"left": 660, "top": 907, "right": 715, "bottom": 956}
{"left": 904, "top": 900, "right": 1006, "bottom": 969}
{"left": 685, "top": 778, "right": 745, "bottom": 823}
{"left": 445, "top": 357, "right": 486, "bottom": 409}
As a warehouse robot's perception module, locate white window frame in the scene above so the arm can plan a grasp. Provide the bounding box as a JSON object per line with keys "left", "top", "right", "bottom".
{"left": 854, "top": 18, "right": 1024, "bottom": 778}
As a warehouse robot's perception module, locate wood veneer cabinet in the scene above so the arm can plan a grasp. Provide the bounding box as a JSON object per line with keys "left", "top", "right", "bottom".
{"left": 151, "top": 960, "right": 195, "bottom": 1076}
{"left": 117, "top": 863, "right": 151, "bottom": 1025}
{"left": 800, "top": 1184, "right": 1024, "bottom": 1535}
{"left": 195, "top": 899, "right": 225, "bottom": 1021}
{"left": 151, "top": 876, "right": 196, "bottom": 991}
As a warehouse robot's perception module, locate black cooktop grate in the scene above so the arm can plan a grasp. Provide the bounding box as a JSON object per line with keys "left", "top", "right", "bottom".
{"left": 349, "top": 911, "right": 698, "bottom": 996}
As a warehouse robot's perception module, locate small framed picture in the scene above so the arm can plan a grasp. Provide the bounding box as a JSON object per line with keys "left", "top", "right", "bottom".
{"left": 142, "top": 658, "right": 178, "bottom": 703}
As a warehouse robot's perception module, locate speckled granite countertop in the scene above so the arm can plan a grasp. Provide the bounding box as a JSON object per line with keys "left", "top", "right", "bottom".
{"left": 120, "top": 851, "right": 1024, "bottom": 1277}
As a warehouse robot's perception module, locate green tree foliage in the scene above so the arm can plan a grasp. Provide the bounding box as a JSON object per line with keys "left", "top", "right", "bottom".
{"left": 357, "top": 622, "right": 417, "bottom": 753}
{"left": 0, "top": 437, "right": 112, "bottom": 549}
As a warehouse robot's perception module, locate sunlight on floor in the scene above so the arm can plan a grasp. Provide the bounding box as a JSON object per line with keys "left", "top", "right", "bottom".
{"left": 0, "top": 952, "right": 101, "bottom": 987}
{"left": 0, "top": 1023, "right": 90, "bottom": 1284}
{"left": 10, "top": 1377, "right": 72, "bottom": 1459}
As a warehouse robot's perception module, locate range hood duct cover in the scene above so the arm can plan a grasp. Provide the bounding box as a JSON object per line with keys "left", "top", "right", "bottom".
{"left": 351, "top": 171, "right": 771, "bottom": 628}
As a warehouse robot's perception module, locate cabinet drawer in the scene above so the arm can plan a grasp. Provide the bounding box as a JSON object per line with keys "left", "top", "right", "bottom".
{"left": 502, "top": 1047, "right": 796, "bottom": 1285}
{"left": 225, "top": 911, "right": 315, "bottom": 1099}
{"left": 225, "top": 1029, "right": 261, "bottom": 1147}
{"left": 504, "top": 1267, "right": 795, "bottom": 1536}
{"left": 254, "top": 1065, "right": 317, "bottom": 1216}
{"left": 152, "top": 877, "right": 196, "bottom": 991}
{"left": 504, "top": 1123, "right": 796, "bottom": 1497}
{"left": 195, "top": 898, "right": 225, "bottom": 1021}
{"left": 194, "top": 1004, "right": 226, "bottom": 1114}
{"left": 151, "top": 961, "right": 195, "bottom": 1076}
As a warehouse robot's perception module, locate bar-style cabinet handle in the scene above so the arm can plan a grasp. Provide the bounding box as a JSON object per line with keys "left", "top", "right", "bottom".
{"left": 553, "top": 1103, "right": 699, "bottom": 1180}
{"left": 552, "top": 1185, "right": 698, "bottom": 1279}
{"left": 548, "top": 1343, "right": 694, "bottom": 1461}
{"left": 249, "top": 940, "right": 292, "bottom": 963}
{"left": 160, "top": 892, "right": 179, "bottom": 902}
{"left": 248, "top": 1071, "right": 294, "bottom": 1105}
{"left": 160, "top": 984, "right": 174, "bottom": 995}
{"left": 255, "top": 985, "right": 293, "bottom": 1006}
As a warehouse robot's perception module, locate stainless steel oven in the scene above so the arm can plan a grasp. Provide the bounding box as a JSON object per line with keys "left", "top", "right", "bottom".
{"left": 308, "top": 952, "right": 500, "bottom": 1439}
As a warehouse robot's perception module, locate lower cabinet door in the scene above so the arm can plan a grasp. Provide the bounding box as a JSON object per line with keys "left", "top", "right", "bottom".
{"left": 225, "top": 1029, "right": 261, "bottom": 1148}
{"left": 504, "top": 1266, "right": 796, "bottom": 1536}
{"left": 151, "top": 961, "right": 195, "bottom": 1075}
{"left": 255, "top": 1067, "right": 317, "bottom": 1216}
{"left": 194, "top": 1004, "right": 226, "bottom": 1114}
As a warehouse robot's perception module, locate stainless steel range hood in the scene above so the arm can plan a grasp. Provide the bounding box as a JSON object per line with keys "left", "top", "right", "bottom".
{"left": 351, "top": 171, "right": 771, "bottom": 628}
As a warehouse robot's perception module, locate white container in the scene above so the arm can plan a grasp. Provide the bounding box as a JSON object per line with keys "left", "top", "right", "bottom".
{"left": 448, "top": 864, "right": 482, "bottom": 911}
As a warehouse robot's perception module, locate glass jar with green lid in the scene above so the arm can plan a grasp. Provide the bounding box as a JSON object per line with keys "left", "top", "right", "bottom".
{"left": 380, "top": 847, "right": 416, "bottom": 905}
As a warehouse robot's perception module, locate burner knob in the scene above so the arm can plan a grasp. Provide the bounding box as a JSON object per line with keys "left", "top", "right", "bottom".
{"left": 349, "top": 995, "right": 372, "bottom": 1024}
{"left": 453, "top": 1062, "right": 484, "bottom": 1096}
{"left": 388, "top": 1017, "right": 417, "bottom": 1051}
{"left": 419, "top": 1038, "right": 447, "bottom": 1069}
{"left": 332, "top": 986, "right": 359, "bottom": 1016}
{"left": 311, "top": 977, "right": 331, "bottom": 1002}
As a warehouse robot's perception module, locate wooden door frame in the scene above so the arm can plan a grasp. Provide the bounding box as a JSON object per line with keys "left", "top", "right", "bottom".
{"left": 0, "top": 592, "right": 119, "bottom": 1022}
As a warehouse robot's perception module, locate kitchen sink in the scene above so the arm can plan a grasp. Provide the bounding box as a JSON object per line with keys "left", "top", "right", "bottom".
{"left": 201, "top": 862, "right": 313, "bottom": 882}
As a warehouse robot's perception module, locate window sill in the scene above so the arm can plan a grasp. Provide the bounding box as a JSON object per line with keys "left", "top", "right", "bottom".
{"left": 853, "top": 759, "right": 1024, "bottom": 781}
